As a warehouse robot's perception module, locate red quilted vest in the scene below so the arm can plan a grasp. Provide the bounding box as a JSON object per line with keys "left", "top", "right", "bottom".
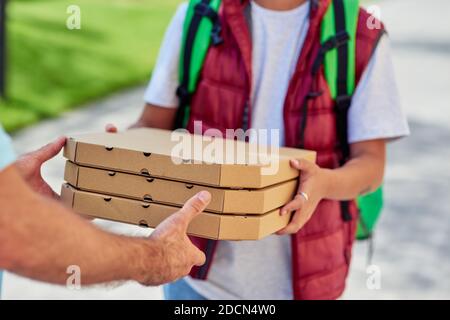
{"left": 186, "top": 0, "right": 384, "bottom": 300}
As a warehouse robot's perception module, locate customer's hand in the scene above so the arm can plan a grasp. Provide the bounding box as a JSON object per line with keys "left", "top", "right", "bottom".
{"left": 14, "top": 136, "right": 66, "bottom": 199}
{"left": 138, "top": 191, "right": 211, "bottom": 286}
{"left": 276, "top": 159, "right": 330, "bottom": 235}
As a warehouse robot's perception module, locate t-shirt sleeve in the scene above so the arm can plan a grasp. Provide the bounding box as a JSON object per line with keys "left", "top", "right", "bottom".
{"left": 0, "top": 125, "right": 16, "bottom": 171}
{"left": 348, "top": 35, "right": 410, "bottom": 143}
{"left": 143, "top": 2, "right": 188, "bottom": 108}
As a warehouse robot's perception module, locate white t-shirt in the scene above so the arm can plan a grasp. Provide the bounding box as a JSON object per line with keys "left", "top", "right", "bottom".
{"left": 144, "top": 2, "right": 409, "bottom": 299}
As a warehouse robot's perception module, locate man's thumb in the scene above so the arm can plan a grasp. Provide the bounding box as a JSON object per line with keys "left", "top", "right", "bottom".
{"left": 175, "top": 191, "right": 211, "bottom": 228}
{"left": 34, "top": 136, "right": 67, "bottom": 163}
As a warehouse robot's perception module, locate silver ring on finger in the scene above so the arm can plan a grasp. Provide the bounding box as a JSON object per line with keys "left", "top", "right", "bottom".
{"left": 298, "top": 191, "right": 309, "bottom": 202}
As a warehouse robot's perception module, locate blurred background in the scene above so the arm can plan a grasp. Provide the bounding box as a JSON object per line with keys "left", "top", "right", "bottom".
{"left": 0, "top": 0, "right": 449, "bottom": 299}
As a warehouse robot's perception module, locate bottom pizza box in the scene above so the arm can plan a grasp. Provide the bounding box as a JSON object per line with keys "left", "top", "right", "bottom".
{"left": 61, "top": 184, "right": 292, "bottom": 241}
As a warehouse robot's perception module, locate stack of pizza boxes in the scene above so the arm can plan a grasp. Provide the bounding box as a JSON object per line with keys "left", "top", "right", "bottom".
{"left": 61, "top": 128, "right": 316, "bottom": 240}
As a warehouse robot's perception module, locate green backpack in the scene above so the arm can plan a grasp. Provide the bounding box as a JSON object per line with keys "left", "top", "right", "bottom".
{"left": 175, "top": 0, "right": 383, "bottom": 241}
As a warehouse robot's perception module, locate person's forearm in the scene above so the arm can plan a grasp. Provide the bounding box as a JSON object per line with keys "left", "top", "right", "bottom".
{"left": 322, "top": 141, "right": 386, "bottom": 201}
{"left": 0, "top": 167, "right": 160, "bottom": 285}
{"left": 129, "top": 118, "right": 150, "bottom": 130}
{"left": 130, "top": 104, "right": 176, "bottom": 130}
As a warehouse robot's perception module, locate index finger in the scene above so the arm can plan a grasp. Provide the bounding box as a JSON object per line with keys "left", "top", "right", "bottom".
{"left": 105, "top": 123, "right": 118, "bottom": 133}
{"left": 34, "top": 136, "right": 67, "bottom": 162}
{"left": 280, "top": 193, "right": 306, "bottom": 216}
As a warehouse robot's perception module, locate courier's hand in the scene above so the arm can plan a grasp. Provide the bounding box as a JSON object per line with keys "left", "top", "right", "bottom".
{"left": 276, "top": 159, "right": 329, "bottom": 235}
{"left": 105, "top": 122, "right": 141, "bottom": 132}
{"left": 105, "top": 123, "right": 118, "bottom": 133}
{"left": 138, "top": 191, "right": 211, "bottom": 286}
{"left": 14, "top": 136, "right": 66, "bottom": 199}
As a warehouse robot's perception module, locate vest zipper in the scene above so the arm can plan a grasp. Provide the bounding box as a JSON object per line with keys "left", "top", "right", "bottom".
{"left": 297, "top": 100, "right": 308, "bottom": 148}
{"left": 242, "top": 99, "right": 250, "bottom": 134}
{"left": 298, "top": 90, "right": 323, "bottom": 148}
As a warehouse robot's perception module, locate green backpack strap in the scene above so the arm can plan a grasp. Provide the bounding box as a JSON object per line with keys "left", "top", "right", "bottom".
{"left": 175, "top": 0, "right": 222, "bottom": 129}
{"left": 320, "top": 0, "right": 384, "bottom": 241}
{"left": 318, "top": 0, "right": 359, "bottom": 224}
{"left": 321, "top": 0, "right": 359, "bottom": 98}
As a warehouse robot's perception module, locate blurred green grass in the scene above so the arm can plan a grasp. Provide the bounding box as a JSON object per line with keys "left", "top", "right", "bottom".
{"left": 0, "top": 0, "right": 181, "bottom": 132}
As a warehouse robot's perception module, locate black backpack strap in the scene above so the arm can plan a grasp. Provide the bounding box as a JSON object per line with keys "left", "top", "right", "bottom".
{"left": 174, "top": 0, "right": 223, "bottom": 129}
{"left": 334, "top": 0, "right": 351, "bottom": 161}
{"left": 307, "top": 5, "right": 351, "bottom": 150}
{"left": 195, "top": 1, "right": 223, "bottom": 46}
{"left": 312, "top": 30, "right": 350, "bottom": 75}
{"left": 334, "top": 0, "right": 353, "bottom": 222}
{"left": 305, "top": 29, "right": 350, "bottom": 150}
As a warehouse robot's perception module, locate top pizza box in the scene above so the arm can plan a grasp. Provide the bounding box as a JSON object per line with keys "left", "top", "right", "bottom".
{"left": 64, "top": 128, "right": 316, "bottom": 189}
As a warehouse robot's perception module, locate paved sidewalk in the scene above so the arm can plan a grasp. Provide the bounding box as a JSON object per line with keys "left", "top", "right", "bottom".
{"left": 2, "top": 0, "right": 450, "bottom": 299}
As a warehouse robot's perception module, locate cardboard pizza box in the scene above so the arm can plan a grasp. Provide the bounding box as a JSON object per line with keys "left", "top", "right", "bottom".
{"left": 64, "top": 128, "right": 316, "bottom": 189}
{"left": 61, "top": 184, "right": 292, "bottom": 241}
{"left": 64, "top": 161, "right": 298, "bottom": 215}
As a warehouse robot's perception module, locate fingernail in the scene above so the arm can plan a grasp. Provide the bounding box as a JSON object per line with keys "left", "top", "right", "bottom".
{"left": 291, "top": 159, "right": 299, "bottom": 167}
{"left": 198, "top": 191, "right": 211, "bottom": 203}
{"left": 280, "top": 209, "right": 287, "bottom": 216}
